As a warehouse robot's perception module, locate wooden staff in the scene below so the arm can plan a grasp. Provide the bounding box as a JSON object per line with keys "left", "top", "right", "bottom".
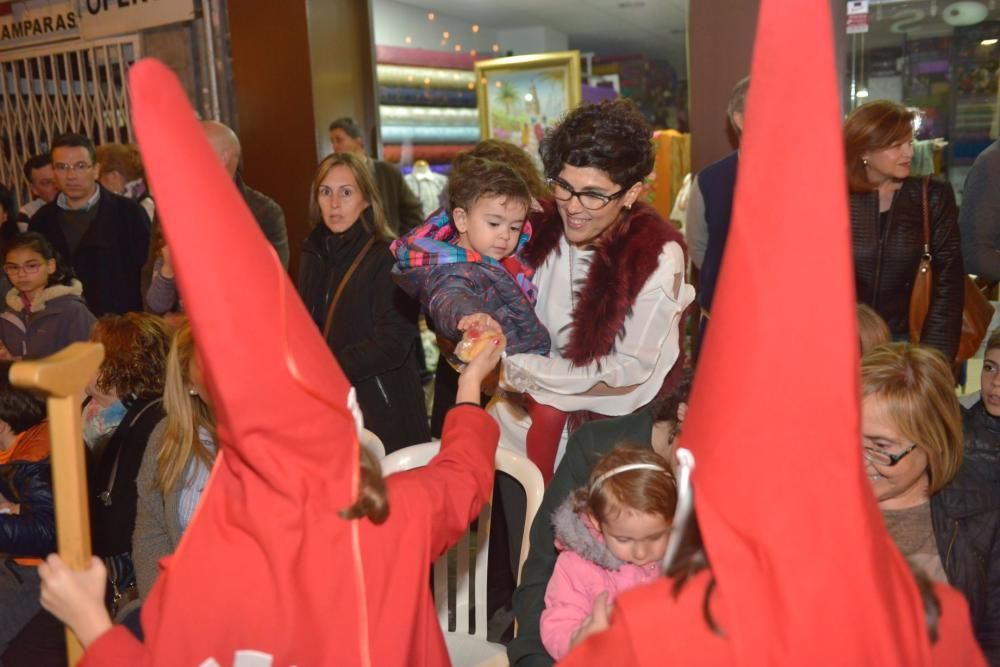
{"left": 10, "top": 343, "right": 105, "bottom": 666}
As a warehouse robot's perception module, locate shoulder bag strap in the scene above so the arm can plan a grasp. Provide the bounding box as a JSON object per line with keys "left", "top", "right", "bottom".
{"left": 322, "top": 236, "right": 377, "bottom": 339}
{"left": 921, "top": 176, "right": 931, "bottom": 258}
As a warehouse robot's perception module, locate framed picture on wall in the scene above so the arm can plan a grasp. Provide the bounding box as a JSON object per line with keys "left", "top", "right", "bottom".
{"left": 474, "top": 51, "right": 582, "bottom": 161}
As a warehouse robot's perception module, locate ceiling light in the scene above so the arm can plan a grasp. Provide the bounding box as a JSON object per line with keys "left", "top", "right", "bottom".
{"left": 404, "top": 36, "right": 412, "bottom": 44}
{"left": 472, "top": 24, "right": 480, "bottom": 33}
{"left": 427, "top": 11, "right": 435, "bottom": 21}
{"left": 943, "top": 1, "right": 988, "bottom": 26}
{"left": 524, "top": 93, "right": 534, "bottom": 101}
{"left": 443, "top": 31, "right": 450, "bottom": 39}
{"left": 491, "top": 43, "right": 500, "bottom": 52}
{"left": 982, "top": 38, "right": 998, "bottom": 45}
{"left": 856, "top": 88, "right": 870, "bottom": 98}
{"left": 469, "top": 49, "right": 477, "bottom": 56}
{"left": 455, "top": 44, "right": 462, "bottom": 52}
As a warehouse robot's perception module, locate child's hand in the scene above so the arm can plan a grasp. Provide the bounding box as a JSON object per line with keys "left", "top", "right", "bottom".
{"left": 458, "top": 313, "right": 502, "bottom": 335}
{"left": 38, "top": 554, "right": 112, "bottom": 648}
{"left": 569, "top": 591, "right": 612, "bottom": 650}
{"left": 457, "top": 333, "right": 505, "bottom": 405}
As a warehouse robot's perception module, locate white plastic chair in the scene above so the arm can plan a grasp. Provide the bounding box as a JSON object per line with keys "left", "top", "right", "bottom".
{"left": 360, "top": 428, "right": 385, "bottom": 460}
{"left": 382, "top": 442, "right": 544, "bottom": 667}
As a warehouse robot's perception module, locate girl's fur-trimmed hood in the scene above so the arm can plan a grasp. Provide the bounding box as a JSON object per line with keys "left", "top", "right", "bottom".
{"left": 551, "top": 495, "right": 626, "bottom": 571}
{"left": 6, "top": 280, "right": 84, "bottom": 313}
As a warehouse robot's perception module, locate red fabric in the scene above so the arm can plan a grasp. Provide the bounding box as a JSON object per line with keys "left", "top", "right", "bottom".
{"left": 86, "top": 59, "right": 499, "bottom": 666}
{"left": 525, "top": 400, "right": 566, "bottom": 484}
{"left": 560, "top": 574, "right": 987, "bottom": 667}
{"left": 560, "top": 0, "right": 987, "bottom": 664}
{"left": 80, "top": 406, "right": 498, "bottom": 667}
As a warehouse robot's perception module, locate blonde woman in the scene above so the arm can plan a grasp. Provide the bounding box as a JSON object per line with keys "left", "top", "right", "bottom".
{"left": 132, "top": 320, "right": 215, "bottom": 598}
{"left": 297, "top": 153, "right": 429, "bottom": 453}
{"left": 862, "top": 343, "right": 999, "bottom": 661}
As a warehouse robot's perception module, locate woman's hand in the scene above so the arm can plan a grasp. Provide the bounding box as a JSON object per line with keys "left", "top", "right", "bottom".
{"left": 569, "top": 592, "right": 612, "bottom": 650}
{"left": 457, "top": 333, "right": 505, "bottom": 405}
{"left": 38, "top": 554, "right": 112, "bottom": 648}
{"left": 458, "top": 313, "right": 502, "bottom": 335}
{"left": 0, "top": 343, "right": 15, "bottom": 362}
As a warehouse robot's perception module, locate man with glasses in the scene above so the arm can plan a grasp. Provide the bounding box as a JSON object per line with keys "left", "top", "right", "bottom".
{"left": 29, "top": 133, "right": 150, "bottom": 316}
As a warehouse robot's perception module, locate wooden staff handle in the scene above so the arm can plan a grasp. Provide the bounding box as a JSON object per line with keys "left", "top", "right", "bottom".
{"left": 10, "top": 343, "right": 105, "bottom": 667}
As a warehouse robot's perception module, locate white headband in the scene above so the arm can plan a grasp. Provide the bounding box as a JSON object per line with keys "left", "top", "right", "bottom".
{"left": 590, "top": 462, "right": 668, "bottom": 493}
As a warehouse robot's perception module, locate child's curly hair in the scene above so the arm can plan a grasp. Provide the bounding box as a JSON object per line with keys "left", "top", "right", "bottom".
{"left": 90, "top": 312, "right": 172, "bottom": 399}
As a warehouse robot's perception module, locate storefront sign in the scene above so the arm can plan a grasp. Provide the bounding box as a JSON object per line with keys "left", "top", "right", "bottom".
{"left": 78, "top": 0, "right": 194, "bottom": 40}
{"left": 846, "top": 0, "right": 870, "bottom": 34}
{"left": 0, "top": 1, "right": 79, "bottom": 51}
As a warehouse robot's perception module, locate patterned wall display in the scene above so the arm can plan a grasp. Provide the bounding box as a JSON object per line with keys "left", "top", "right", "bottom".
{"left": 0, "top": 35, "right": 140, "bottom": 205}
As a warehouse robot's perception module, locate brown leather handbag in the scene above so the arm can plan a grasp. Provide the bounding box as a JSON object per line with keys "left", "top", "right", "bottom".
{"left": 909, "top": 177, "right": 994, "bottom": 362}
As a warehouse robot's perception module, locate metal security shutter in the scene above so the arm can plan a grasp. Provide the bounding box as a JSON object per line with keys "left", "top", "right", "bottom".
{"left": 0, "top": 36, "right": 140, "bottom": 206}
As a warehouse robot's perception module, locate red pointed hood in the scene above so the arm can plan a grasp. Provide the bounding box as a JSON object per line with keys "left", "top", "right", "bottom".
{"left": 681, "top": 1, "right": 931, "bottom": 664}
{"left": 125, "top": 59, "right": 368, "bottom": 664}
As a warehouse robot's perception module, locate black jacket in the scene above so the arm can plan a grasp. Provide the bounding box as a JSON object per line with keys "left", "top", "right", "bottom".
{"left": 298, "top": 220, "right": 429, "bottom": 453}
{"left": 0, "top": 459, "right": 55, "bottom": 558}
{"left": 30, "top": 186, "right": 150, "bottom": 316}
{"left": 932, "top": 400, "right": 1000, "bottom": 665}
{"left": 850, "top": 178, "right": 964, "bottom": 360}
{"left": 89, "top": 396, "right": 165, "bottom": 558}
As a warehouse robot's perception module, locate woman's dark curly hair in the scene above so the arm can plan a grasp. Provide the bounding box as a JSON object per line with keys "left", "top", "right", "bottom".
{"left": 90, "top": 312, "right": 172, "bottom": 399}
{"left": 540, "top": 98, "right": 655, "bottom": 189}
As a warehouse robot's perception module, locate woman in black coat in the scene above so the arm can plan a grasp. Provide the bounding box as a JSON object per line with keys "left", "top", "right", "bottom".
{"left": 297, "top": 153, "right": 429, "bottom": 453}
{"left": 86, "top": 313, "right": 171, "bottom": 616}
{"left": 845, "top": 100, "right": 964, "bottom": 361}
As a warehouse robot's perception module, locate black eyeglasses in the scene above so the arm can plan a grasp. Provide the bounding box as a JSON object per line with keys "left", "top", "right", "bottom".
{"left": 863, "top": 442, "right": 918, "bottom": 467}
{"left": 546, "top": 177, "right": 626, "bottom": 211}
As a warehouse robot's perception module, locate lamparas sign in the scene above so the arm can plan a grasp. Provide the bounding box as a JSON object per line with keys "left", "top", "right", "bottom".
{"left": 0, "top": 0, "right": 194, "bottom": 51}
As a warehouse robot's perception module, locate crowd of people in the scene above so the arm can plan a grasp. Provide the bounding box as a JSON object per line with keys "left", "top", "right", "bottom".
{"left": 0, "top": 57, "right": 995, "bottom": 666}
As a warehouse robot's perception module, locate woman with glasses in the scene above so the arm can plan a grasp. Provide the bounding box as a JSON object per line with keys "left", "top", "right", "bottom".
{"left": 862, "top": 342, "right": 999, "bottom": 662}
{"left": 492, "top": 99, "right": 695, "bottom": 468}
{"left": 0, "top": 232, "right": 95, "bottom": 360}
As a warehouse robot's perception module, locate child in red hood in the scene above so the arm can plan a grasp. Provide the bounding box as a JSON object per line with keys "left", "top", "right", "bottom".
{"left": 35, "top": 59, "right": 508, "bottom": 667}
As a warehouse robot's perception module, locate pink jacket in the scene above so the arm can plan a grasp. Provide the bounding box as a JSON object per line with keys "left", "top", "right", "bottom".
{"left": 540, "top": 498, "right": 660, "bottom": 660}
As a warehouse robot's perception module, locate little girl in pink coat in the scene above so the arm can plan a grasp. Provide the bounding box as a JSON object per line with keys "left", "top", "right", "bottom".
{"left": 540, "top": 447, "right": 677, "bottom": 659}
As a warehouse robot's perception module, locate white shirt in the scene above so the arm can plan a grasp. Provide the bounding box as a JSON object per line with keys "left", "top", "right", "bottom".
{"left": 492, "top": 234, "right": 693, "bottom": 457}
{"left": 503, "top": 235, "right": 694, "bottom": 415}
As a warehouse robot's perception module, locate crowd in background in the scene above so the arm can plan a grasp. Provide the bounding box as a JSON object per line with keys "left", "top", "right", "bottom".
{"left": 0, "top": 85, "right": 995, "bottom": 666}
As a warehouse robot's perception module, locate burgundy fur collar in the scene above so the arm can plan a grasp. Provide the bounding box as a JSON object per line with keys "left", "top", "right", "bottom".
{"left": 524, "top": 198, "right": 687, "bottom": 365}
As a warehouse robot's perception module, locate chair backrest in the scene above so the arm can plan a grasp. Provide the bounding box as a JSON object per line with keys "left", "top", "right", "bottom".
{"left": 382, "top": 442, "right": 543, "bottom": 640}
{"left": 360, "top": 428, "right": 385, "bottom": 460}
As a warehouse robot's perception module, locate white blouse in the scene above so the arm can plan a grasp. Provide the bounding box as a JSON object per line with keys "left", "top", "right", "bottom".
{"left": 502, "top": 234, "right": 694, "bottom": 415}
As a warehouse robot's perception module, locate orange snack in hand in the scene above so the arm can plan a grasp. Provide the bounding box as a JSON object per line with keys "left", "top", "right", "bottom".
{"left": 455, "top": 328, "right": 503, "bottom": 363}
